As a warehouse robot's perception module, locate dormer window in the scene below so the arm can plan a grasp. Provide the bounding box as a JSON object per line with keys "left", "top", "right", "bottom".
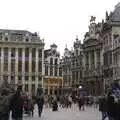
{"left": 25, "top": 38, "right": 29, "bottom": 42}
{"left": 5, "top": 37, "right": 8, "bottom": 41}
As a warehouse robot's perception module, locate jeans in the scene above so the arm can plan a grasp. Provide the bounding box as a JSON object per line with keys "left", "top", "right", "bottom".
{"left": 102, "top": 112, "right": 107, "bottom": 120}
{"left": 38, "top": 106, "right": 43, "bottom": 117}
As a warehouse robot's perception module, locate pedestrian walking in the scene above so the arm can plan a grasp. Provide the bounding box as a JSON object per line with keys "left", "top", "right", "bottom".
{"left": 10, "top": 85, "right": 24, "bottom": 120}
{"left": 36, "top": 94, "right": 44, "bottom": 117}
{"left": 0, "top": 88, "right": 12, "bottom": 120}
{"left": 99, "top": 96, "right": 108, "bottom": 120}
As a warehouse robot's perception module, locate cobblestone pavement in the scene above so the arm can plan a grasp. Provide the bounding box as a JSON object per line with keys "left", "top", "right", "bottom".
{"left": 10, "top": 104, "right": 102, "bottom": 120}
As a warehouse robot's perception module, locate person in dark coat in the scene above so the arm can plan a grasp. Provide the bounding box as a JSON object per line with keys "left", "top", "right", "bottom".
{"left": 36, "top": 95, "right": 44, "bottom": 117}
{"left": 0, "top": 88, "right": 13, "bottom": 120}
{"left": 52, "top": 98, "right": 58, "bottom": 111}
{"left": 107, "top": 93, "right": 116, "bottom": 120}
{"left": 10, "top": 87, "right": 24, "bottom": 120}
{"left": 78, "top": 97, "right": 82, "bottom": 110}
{"left": 99, "top": 96, "right": 108, "bottom": 120}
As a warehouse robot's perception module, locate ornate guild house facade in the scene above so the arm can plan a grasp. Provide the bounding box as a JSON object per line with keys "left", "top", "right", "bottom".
{"left": 0, "top": 29, "right": 44, "bottom": 95}
{"left": 83, "top": 19, "right": 103, "bottom": 95}
{"left": 44, "top": 44, "right": 63, "bottom": 95}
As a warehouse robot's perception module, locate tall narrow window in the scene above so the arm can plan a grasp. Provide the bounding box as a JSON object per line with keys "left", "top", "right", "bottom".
{"left": 4, "top": 47, "right": 8, "bottom": 58}
{"left": 45, "top": 65, "right": 48, "bottom": 76}
{"left": 32, "top": 61, "right": 35, "bottom": 72}
{"left": 39, "top": 49, "right": 42, "bottom": 58}
{"left": 38, "top": 61, "right": 42, "bottom": 72}
{"left": 11, "top": 60, "right": 15, "bottom": 72}
{"left": 25, "top": 61, "right": 29, "bottom": 72}
{"left": 11, "top": 48, "right": 15, "bottom": 58}
{"left": 18, "top": 60, "right": 22, "bottom": 72}
{"left": 50, "top": 67, "right": 53, "bottom": 76}
{"left": 25, "top": 84, "right": 28, "bottom": 92}
{"left": 25, "top": 48, "right": 29, "bottom": 58}
{"left": 4, "top": 59, "right": 8, "bottom": 72}
{"left": 50, "top": 58, "right": 53, "bottom": 65}
{"left": 18, "top": 48, "right": 22, "bottom": 59}
{"left": 32, "top": 48, "right": 36, "bottom": 58}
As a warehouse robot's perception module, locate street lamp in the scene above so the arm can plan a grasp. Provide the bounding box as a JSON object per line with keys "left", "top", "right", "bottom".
{"left": 79, "top": 85, "right": 82, "bottom": 89}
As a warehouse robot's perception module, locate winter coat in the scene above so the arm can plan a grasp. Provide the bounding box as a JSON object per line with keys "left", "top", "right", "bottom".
{"left": 107, "top": 95, "right": 116, "bottom": 117}
{"left": 10, "top": 93, "right": 24, "bottom": 119}
{"left": 52, "top": 100, "right": 58, "bottom": 111}
{"left": 0, "top": 94, "right": 12, "bottom": 116}
{"left": 99, "top": 97, "right": 107, "bottom": 112}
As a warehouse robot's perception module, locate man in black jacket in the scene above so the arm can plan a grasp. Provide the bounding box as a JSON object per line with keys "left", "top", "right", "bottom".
{"left": 99, "top": 96, "right": 108, "bottom": 120}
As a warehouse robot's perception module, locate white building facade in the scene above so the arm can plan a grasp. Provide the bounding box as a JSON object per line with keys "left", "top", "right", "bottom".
{"left": 0, "top": 29, "right": 44, "bottom": 95}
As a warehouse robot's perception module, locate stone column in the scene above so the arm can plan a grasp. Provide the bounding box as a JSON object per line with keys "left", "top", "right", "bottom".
{"left": 35, "top": 48, "right": 39, "bottom": 94}
{"left": 22, "top": 48, "right": 25, "bottom": 91}
{"left": 15, "top": 48, "right": 18, "bottom": 84}
{"left": 1, "top": 47, "right": 4, "bottom": 84}
{"left": 8, "top": 48, "right": 11, "bottom": 83}
{"left": 42, "top": 48, "right": 44, "bottom": 89}
{"left": 29, "top": 48, "right": 32, "bottom": 94}
{"left": 94, "top": 50, "right": 97, "bottom": 69}
{"left": 89, "top": 52, "right": 91, "bottom": 69}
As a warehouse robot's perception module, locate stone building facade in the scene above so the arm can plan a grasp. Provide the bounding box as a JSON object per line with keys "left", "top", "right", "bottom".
{"left": 62, "top": 3, "right": 120, "bottom": 96}
{"left": 83, "top": 20, "right": 103, "bottom": 95}
{"left": 44, "top": 44, "right": 63, "bottom": 95}
{"left": 0, "top": 29, "right": 44, "bottom": 95}
{"left": 71, "top": 37, "right": 83, "bottom": 95}
{"left": 62, "top": 46, "right": 72, "bottom": 94}
{"left": 62, "top": 37, "right": 83, "bottom": 95}
{"left": 102, "top": 4, "right": 120, "bottom": 90}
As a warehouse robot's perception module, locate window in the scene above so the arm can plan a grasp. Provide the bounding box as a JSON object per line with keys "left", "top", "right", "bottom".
{"left": 50, "top": 58, "right": 53, "bottom": 65}
{"left": 4, "top": 37, "right": 8, "bottom": 41}
{"left": 18, "top": 60, "right": 22, "bottom": 72}
{"left": 11, "top": 48, "right": 15, "bottom": 57}
{"left": 38, "top": 76, "right": 42, "bottom": 82}
{"left": 45, "top": 65, "right": 48, "bottom": 76}
{"left": 59, "top": 67, "right": 62, "bottom": 76}
{"left": 4, "top": 48, "right": 8, "bottom": 58}
{"left": 25, "top": 48, "right": 29, "bottom": 58}
{"left": 11, "top": 60, "right": 15, "bottom": 72}
{"left": 18, "top": 76, "right": 22, "bottom": 81}
{"left": 25, "top": 76, "right": 29, "bottom": 81}
{"left": 25, "top": 38, "right": 29, "bottom": 42}
{"left": 55, "top": 67, "right": 58, "bottom": 76}
{"left": 55, "top": 58, "right": 58, "bottom": 65}
{"left": 38, "top": 49, "right": 42, "bottom": 58}
{"left": 32, "top": 76, "right": 35, "bottom": 81}
{"left": 32, "top": 84, "right": 35, "bottom": 93}
{"left": 76, "top": 50, "right": 78, "bottom": 56}
{"left": 18, "top": 48, "right": 22, "bottom": 58}
{"left": 32, "top": 61, "right": 35, "bottom": 72}
{"left": 38, "top": 61, "right": 42, "bottom": 72}
{"left": 32, "top": 48, "right": 36, "bottom": 58}
{"left": 25, "top": 84, "right": 28, "bottom": 92}
{"left": 25, "top": 61, "right": 29, "bottom": 72}
{"left": 50, "top": 67, "right": 53, "bottom": 76}
{"left": 4, "top": 59, "right": 8, "bottom": 72}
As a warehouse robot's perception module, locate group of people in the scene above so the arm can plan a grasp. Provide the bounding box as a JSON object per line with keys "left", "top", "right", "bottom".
{"left": 2, "top": 84, "right": 119, "bottom": 120}
{"left": 0, "top": 85, "right": 45, "bottom": 120}
{"left": 99, "top": 92, "right": 120, "bottom": 120}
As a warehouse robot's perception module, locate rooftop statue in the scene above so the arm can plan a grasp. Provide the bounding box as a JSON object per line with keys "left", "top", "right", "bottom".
{"left": 90, "top": 16, "right": 96, "bottom": 23}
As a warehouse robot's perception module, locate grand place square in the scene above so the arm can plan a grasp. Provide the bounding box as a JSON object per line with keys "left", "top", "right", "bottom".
{"left": 1, "top": 2, "right": 120, "bottom": 120}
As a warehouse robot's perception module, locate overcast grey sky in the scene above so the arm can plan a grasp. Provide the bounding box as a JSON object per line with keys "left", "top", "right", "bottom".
{"left": 0, "top": 0, "right": 119, "bottom": 55}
